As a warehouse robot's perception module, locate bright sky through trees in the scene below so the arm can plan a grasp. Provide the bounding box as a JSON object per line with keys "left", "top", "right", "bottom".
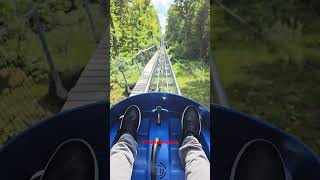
{"left": 151, "top": 0, "right": 174, "bottom": 34}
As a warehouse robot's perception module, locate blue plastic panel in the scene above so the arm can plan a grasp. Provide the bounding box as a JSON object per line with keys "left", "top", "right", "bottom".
{"left": 110, "top": 93, "right": 210, "bottom": 180}
{"left": 212, "top": 105, "right": 320, "bottom": 180}
{"left": 0, "top": 102, "right": 109, "bottom": 180}
{"left": 2, "top": 93, "right": 318, "bottom": 180}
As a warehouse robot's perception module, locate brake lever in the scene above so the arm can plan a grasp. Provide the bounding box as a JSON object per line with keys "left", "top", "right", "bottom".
{"left": 152, "top": 106, "right": 168, "bottom": 125}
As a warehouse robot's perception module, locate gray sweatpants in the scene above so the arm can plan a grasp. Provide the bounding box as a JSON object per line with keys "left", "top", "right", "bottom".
{"left": 110, "top": 134, "right": 210, "bottom": 180}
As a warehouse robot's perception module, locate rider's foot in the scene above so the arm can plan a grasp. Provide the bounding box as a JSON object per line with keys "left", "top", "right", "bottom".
{"left": 231, "top": 140, "right": 286, "bottom": 180}
{"left": 39, "top": 139, "right": 98, "bottom": 180}
{"left": 117, "top": 105, "right": 141, "bottom": 140}
{"left": 181, "top": 105, "right": 201, "bottom": 142}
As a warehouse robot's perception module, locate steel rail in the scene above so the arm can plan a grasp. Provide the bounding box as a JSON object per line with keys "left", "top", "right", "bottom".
{"left": 141, "top": 38, "right": 181, "bottom": 95}
{"left": 164, "top": 48, "right": 181, "bottom": 95}
{"left": 144, "top": 51, "right": 160, "bottom": 93}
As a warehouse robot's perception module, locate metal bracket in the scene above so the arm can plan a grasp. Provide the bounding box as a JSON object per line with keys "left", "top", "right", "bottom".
{"left": 152, "top": 106, "right": 168, "bottom": 126}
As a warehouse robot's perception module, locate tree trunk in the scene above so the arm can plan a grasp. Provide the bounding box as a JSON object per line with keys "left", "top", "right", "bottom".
{"left": 100, "top": 0, "right": 106, "bottom": 13}
{"left": 32, "top": 8, "right": 67, "bottom": 100}
{"left": 110, "top": 15, "right": 119, "bottom": 57}
{"left": 184, "top": 12, "right": 188, "bottom": 41}
{"left": 83, "top": 0, "right": 100, "bottom": 43}
{"left": 106, "top": 0, "right": 110, "bottom": 97}
{"left": 209, "top": 51, "right": 229, "bottom": 106}
{"left": 119, "top": 0, "right": 124, "bottom": 21}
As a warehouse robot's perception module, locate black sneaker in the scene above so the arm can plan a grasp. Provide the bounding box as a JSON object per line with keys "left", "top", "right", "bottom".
{"left": 181, "top": 105, "right": 201, "bottom": 142}
{"left": 117, "top": 105, "right": 141, "bottom": 141}
{"left": 31, "top": 139, "right": 99, "bottom": 180}
{"left": 230, "top": 139, "right": 286, "bottom": 180}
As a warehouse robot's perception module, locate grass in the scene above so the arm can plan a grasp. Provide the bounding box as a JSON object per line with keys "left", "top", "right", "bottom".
{"left": 214, "top": 42, "right": 281, "bottom": 86}
{"left": 225, "top": 60, "right": 320, "bottom": 154}
{"left": 213, "top": 36, "right": 320, "bottom": 155}
{"left": 0, "top": 4, "right": 105, "bottom": 144}
{"left": 110, "top": 60, "right": 141, "bottom": 106}
{"left": 110, "top": 82, "right": 126, "bottom": 106}
{"left": 22, "top": 5, "right": 105, "bottom": 72}
{"left": 173, "top": 60, "right": 210, "bottom": 109}
{"left": 110, "top": 55, "right": 211, "bottom": 109}
{"left": 0, "top": 79, "right": 51, "bottom": 143}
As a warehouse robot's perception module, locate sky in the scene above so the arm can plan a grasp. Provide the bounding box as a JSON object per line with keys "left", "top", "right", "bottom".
{"left": 151, "top": 0, "right": 174, "bottom": 34}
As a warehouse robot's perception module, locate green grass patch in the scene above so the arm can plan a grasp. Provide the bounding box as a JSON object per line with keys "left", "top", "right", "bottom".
{"left": 22, "top": 7, "right": 104, "bottom": 72}
{"left": 173, "top": 60, "right": 210, "bottom": 109}
{"left": 110, "top": 60, "right": 142, "bottom": 106}
{"left": 225, "top": 60, "right": 320, "bottom": 154}
{"left": 213, "top": 32, "right": 320, "bottom": 154}
{"left": 0, "top": 79, "right": 51, "bottom": 143}
{"left": 0, "top": 4, "right": 106, "bottom": 143}
{"left": 213, "top": 43, "right": 280, "bottom": 86}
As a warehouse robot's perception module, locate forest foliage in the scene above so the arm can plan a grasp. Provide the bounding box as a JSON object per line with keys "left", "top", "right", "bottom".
{"left": 212, "top": 0, "right": 320, "bottom": 154}
{"left": 110, "top": 0, "right": 161, "bottom": 104}
{"left": 110, "top": 0, "right": 161, "bottom": 58}
{"left": 212, "top": 0, "right": 320, "bottom": 62}
{"left": 166, "top": 0, "right": 210, "bottom": 60}
{"left": 0, "top": 0, "right": 105, "bottom": 143}
{"left": 165, "top": 0, "right": 210, "bottom": 107}
{"left": 0, "top": 0, "right": 105, "bottom": 79}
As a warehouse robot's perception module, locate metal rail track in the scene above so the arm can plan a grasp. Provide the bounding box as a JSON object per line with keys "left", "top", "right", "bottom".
{"left": 147, "top": 45, "right": 181, "bottom": 95}
{"left": 131, "top": 41, "right": 181, "bottom": 96}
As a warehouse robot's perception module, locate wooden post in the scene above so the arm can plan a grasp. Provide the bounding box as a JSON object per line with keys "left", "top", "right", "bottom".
{"left": 135, "top": 57, "right": 141, "bottom": 75}
{"left": 209, "top": 51, "right": 229, "bottom": 106}
{"left": 100, "top": 0, "right": 106, "bottom": 13}
{"left": 83, "top": 0, "right": 100, "bottom": 43}
{"left": 110, "top": 15, "right": 119, "bottom": 57}
{"left": 119, "top": 63, "right": 131, "bottom": 94}
{"left": 32, "top": 7, "right": 68, "bottom": 100}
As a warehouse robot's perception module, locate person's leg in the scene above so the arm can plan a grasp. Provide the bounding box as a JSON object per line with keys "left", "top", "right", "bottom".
{"left": 179, "top": 105, "right": 210, "bottom": 180}
{"left": 110, "top": 134, "right": 137, "bottom": 180}
{"left": 110, "top": 105, "right": 141, "bottom": 180}
{"left": 179, "top": 136, "right": 210, "bottom": 180}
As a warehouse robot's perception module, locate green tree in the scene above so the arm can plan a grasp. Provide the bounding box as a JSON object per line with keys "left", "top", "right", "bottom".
{"left": 110, "top": 0, "right": 161, "bottom": 58}
{"left": 166, "top": 0, "right": 210, "bottom": 60}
